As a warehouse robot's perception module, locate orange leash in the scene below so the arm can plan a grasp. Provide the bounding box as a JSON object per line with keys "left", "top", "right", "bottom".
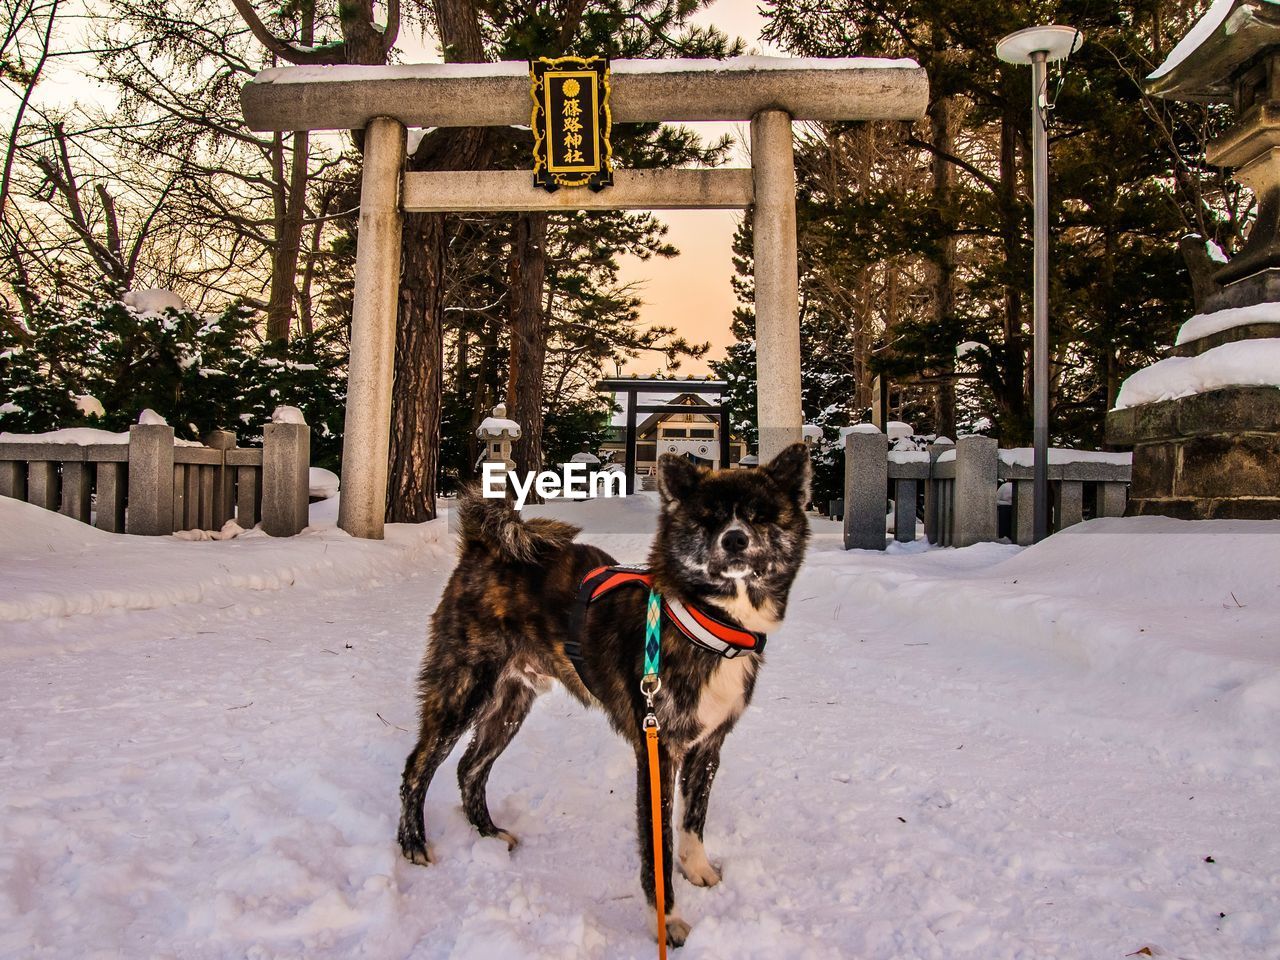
{"left": 645, "top": 721, "right": 667, "bottom": 960}
{"left": 641, "top": 589, "right": 667, "bottom": 960}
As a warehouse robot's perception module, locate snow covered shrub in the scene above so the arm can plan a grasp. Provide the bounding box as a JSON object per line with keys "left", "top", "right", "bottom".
{"left": 0, "top": 283, "right": 346, "bottom": 466}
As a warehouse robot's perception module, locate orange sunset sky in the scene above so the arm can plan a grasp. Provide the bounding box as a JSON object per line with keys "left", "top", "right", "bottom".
{"left": 615, "top": 0, "right": 781, "bottom": 377}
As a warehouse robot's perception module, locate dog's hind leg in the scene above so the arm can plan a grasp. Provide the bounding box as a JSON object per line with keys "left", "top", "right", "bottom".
{"left": 398, "top": 652, "right": 500, "bottom": 866}
{"left": 457, "top": 674, "right": 536, "bottom": 848}
{"left": 636, "top": 742, "right": 690, "bottom": 946}
{"left": 677, "top": 733, "right": 726, "bottom": 887}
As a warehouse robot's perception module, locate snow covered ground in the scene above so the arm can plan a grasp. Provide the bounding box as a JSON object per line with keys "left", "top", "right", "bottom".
{"left": 2, "top": 495, "right": 1279, "bottom": 959}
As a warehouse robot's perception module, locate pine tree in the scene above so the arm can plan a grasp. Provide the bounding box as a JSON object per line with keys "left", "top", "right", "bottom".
{"left": 744, "top": 0, "right": 1241, "bottom": 447}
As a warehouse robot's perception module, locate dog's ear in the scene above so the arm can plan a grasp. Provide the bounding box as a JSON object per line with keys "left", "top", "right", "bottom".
{"left": 656, "top": 453, "right": 700, "bottom": 505}
{"left": 763, "top": 442, "right": 811, "bottom": 506}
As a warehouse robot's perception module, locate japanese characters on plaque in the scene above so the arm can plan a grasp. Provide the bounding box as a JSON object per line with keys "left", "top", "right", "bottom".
{"left": 530, "top": 56, "right": 613, "bottom": 192}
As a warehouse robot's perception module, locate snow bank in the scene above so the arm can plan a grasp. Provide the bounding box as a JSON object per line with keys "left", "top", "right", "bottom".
{"left": 1175, "top": 301, "right": 1280, "bottom": 344}
{"left": 811, "top": 513, "right": 1280, "bottom": 750}
{"left": 0, "top": 497, "right": 444, "bottom": 624}
{"left": 256, "top": 56, "right": 919, "bottom": 85}
{"left": 3, "top": 496, "right": 1280, "bottom": 958}
{"left": 1114, "top": 339, "right": 1280, "bottom": 409}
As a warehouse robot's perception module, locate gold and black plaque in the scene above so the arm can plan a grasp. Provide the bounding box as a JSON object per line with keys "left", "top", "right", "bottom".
{"left": 530, "top": 56, "right": 613, "bottom": 192}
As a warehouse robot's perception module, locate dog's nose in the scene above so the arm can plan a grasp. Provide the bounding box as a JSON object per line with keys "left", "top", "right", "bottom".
{"left": 721, "top": 529, "right": 749, "bottom": 554}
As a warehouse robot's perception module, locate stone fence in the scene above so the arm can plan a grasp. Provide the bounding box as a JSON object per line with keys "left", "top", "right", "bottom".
{"left": 0, "top": 422, "right": 310, "bottom": 537}
{"left": 842, "top": 432, "right": 1133, "bottom": 550}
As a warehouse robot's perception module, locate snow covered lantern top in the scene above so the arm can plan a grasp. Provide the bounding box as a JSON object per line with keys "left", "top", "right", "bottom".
{"left": 1146, "top": 1, "right": 1280, "bottom": 291}
{"left": 476, "top": 403, "right": 520, "bottom": 470}
{"left": 1146, "top": 0, "right": 1280, "bottom": 103}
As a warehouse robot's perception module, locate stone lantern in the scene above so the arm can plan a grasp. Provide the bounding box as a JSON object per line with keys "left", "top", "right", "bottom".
{"left": 1106, "top": 0, "right": 1280, "bottom": 519}
{"left": 476, "top": 403, "right": 521, "bottom": 473}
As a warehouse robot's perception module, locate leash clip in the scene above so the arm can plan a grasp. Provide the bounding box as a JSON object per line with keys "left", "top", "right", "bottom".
{"left": 640, "top": 674, "right": 661, "bottom": 709}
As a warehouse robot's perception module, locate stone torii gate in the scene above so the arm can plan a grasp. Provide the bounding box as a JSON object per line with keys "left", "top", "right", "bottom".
{"left": 241, "top": 57, "right": 928, "bottom": 538}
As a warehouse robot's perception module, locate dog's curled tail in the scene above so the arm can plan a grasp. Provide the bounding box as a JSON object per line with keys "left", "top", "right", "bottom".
{"left": 455, "top": 486, "right": 580, "bottom": 563}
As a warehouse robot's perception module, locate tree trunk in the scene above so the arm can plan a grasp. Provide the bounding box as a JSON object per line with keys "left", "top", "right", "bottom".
{"left": 384, "top": 0, "right": 487, "bottom": 522}
{"left": 266, "top": 129, "right": 310, "bottom": 343}
{"left": 385, "top": 127, "right": 491, "bottom": 522}
{"left": 386, "top": 212, "right": 446, "bottom": 522}
{"left": 506, "top": 211, "right": 549, "bottom": 497}
{"left": 929, "top": 93, "right": 958, "bottom": 438}
{"left": 997, "top": 110, "right": 1028, "bottom": 443}
{"left": 1179, "top": 234, "right": 1222, "bottom": 312}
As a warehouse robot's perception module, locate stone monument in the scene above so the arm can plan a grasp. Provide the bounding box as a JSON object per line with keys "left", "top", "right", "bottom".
{"left": 476, "top": 404, "right": 521, "bottom": 474}
{"left": 1107, "top": 0, "right": 1280, "bottom": 519}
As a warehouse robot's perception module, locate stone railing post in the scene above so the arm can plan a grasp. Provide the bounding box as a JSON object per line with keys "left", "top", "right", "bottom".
{"left": 1013, "top": 480, "right": 1036, "bottom": 546}
{"left": 262, "top": 421, "right": 310, "bottom": 537}
{"left": 0, "top": 459, "right": 26, "bottom": 501}
{"left": 1099, "top": 481, "right": 1128, "bottom": 518}
{"left": 205, "top": 429, "right": 237, "bottom": 528}
{"left": 60, "top": 453, "right": 92, "bottom": 523}
{"left": 95, "top": 457, "right": 127, "bottom": 533}
{"left": 1055, "top": 479, "right": 1084, "bottom": 530}
{"left": 893, "top": 477, "right": 917, "bottom": 543}
{"left": 923, "top": 438, "right": 954, "bottom": 544}
{"left": 953, "top": 435, "right": 998, "bottom": 547}
{"left": 843, "top": 426, "right": 888, "bottom": 551}
{"left": 126, "top": 423, "right": 176, "bottom": 535}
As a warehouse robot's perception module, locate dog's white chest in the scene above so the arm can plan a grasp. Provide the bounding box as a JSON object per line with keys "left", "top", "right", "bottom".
{"left": 695, "top": 656, "right": 755, "bottom": 738}
{"left": 706, "top": 581, "right": 781, "bottom": 635}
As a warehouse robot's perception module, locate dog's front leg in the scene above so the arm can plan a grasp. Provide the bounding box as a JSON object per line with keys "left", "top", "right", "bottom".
{"left": 635, "top": 741, "right": 689, "bottom": 946}
{"left": 677, "top": 733, "right": 725, "bottom": 887}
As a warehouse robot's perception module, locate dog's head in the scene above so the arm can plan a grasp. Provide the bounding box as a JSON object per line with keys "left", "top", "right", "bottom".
{"left": 650, "top": 443, "right": 811, "bottom": 600}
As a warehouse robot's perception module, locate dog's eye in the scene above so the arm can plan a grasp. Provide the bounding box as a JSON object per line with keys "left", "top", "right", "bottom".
{"left": 698, "top": 505, "right": 730, "bottom": 527}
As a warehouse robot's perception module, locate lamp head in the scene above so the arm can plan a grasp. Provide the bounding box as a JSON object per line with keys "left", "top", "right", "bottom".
{"left": 997, "top": 25, "right": 1083, "bottom": 65}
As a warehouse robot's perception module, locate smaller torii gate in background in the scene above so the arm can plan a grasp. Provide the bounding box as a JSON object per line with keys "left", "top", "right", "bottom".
{"left": 241, "top": 57, "right": 928, "bottom": 538}
{"left": 599, "top": 377, "right": 731, "bottom": 493}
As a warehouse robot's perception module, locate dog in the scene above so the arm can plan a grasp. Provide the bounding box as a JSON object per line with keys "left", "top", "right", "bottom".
{"left": 397, "top": 443, "right": 812, "bottom": 946}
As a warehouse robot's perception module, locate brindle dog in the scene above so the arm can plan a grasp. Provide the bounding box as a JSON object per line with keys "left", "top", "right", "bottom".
{"left": 397, "top": 444, "right": 811, "bottom": 946}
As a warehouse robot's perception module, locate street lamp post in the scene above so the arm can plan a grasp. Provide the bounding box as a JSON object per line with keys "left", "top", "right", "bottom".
{"left": 996, "top": 25, "right": 1082, "bottom": 542}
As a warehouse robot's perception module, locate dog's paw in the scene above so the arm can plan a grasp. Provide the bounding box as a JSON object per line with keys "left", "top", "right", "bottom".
{"left": 665, "top": 914, "right": 692, "bottom": 947}
{"left": 679, "top": 856, "right": 722, "bottom": 887}
{"left": 399, "top": 839, "right": 436, "bottom": 866}
{"left": 494, "top": 829, "right": 519, "bottom": 851}
{"left": 678, "top": 832, "right": 722, "bottom": 887}
{"left": 652, "top": 910, "right": 692, "bottom": 947}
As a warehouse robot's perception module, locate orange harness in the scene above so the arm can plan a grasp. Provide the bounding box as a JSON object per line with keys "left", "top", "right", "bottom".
{"left": 572, "top": 565, "right": 766, "bottom": 662}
